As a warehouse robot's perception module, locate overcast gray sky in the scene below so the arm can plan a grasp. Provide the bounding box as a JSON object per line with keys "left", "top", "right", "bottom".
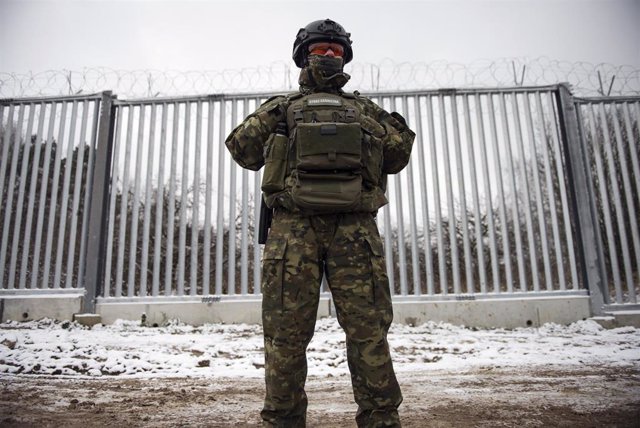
{"left": 1, "top": 0, "right": 639, "bottom": 73}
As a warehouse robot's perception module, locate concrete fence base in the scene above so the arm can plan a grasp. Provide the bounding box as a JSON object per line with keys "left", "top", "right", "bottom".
{"left": 0, "top": 294, "right": 84, "bottom": 322}
{"left": 391, "top": 295, "right": 592, "bottom": 329}
{"left": 1, "top": 293, "right": 594, "bottom": 329}
{"left": 96, "top": 297, "right": 332, "bottom": 326}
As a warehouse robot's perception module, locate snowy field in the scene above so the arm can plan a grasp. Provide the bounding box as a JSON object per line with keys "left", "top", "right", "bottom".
{"left": 1, "top": 317, "right": 640, "bottom": 427}
{"left": 1, "top": 317, "right": 639, "bottom": 378}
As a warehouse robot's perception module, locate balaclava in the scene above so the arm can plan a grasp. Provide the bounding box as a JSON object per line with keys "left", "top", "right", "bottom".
{"left": 299, "top": 55, "right": 350, "bottom": 92}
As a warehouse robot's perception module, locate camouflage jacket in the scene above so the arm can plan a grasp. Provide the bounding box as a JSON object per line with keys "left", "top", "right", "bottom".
{"left": 224, "top": 89, "right": 415, "bottom": 213}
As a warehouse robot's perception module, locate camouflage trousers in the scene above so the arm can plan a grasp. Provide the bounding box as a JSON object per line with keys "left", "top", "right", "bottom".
{"left": 260, "top": 209, "right": 402, "bottom": 428}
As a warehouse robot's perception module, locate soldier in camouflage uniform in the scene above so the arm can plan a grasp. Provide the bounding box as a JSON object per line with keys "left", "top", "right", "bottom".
{"left": 225, "top": 19, "right": 415, "bottom": 428}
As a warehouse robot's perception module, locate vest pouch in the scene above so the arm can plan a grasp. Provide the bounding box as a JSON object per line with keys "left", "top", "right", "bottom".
{"left": 296, "top": 123, "right": 362, "bottom": 171}
{"left": 360, "top": 117, "right": 385, "bottom": 187}
{"left": 361, "top": 132, "right": 383, "bottom": 186}
{"left": 291, "top": 170, "right": 362, "bottom": 212}
{"left": 261, "top": 132, "right": 289, "bottom": 193}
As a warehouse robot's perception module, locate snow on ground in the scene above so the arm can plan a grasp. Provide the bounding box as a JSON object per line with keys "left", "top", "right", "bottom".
{"left": 0, "top": 317, "right": 639, "bottom": 379}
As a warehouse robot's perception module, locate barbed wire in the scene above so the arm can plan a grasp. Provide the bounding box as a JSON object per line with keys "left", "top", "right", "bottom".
{"left": 1, "top": 57, "right": 638, "bottom": 99}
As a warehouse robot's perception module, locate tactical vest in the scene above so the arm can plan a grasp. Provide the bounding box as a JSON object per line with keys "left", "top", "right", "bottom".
{"left": 261, "top": 91, "right": 387, "bottom": 214}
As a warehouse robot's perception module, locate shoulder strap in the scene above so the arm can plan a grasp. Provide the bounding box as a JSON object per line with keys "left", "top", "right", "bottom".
{"left": 285, "top": 91, "right": 303, "bottom": 102}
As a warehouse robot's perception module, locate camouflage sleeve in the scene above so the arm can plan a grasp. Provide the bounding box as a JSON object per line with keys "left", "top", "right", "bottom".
{"left": 358, "top": 96, "right": 416, "bottom": 174}
{"left": 224, "top": 96, "right": 287, "bottom": 171}
{"left": 378, "top": 108, "right": 415, "bottom": 174}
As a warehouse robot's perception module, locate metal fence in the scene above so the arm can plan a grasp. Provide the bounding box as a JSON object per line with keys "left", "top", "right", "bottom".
{"left": 0, "top": 94, "right": 102, "bottom": 293}
{"left": 380, "top": 87, "right": 581, "bottom": 299}
{"left": 1, "top": 85, "right": 639, "bottom": 314}
{"left": 103, "top": 95, "right": 263, "bottom": 299}
{"left": 575, "top": 97, "right": 640, "bottom": 308}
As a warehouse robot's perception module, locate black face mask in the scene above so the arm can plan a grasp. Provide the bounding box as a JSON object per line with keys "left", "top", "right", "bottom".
{"left": 299, "top": 55, "right": 350, "bottom": 91}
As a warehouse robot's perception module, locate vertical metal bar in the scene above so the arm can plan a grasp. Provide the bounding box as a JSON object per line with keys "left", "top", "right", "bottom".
{"left": 130, "top": 102, "right": 147, "bottom": 303}
{"left": 498, "top": 93, "right": 525, "bottom": 292}
{"left": 498, "top": 93, "right": 526, "bottom": 292}
{"left": 228, "top": 99, "right": 238, "bottom": 295}
{"left": 103, "top": 103, "right": 123, "bottom": 297}
{"left": 610, "top": 103, "right": 639, "bottom": 303}
{"left": 522, "top": 93, "right": 553, "bottom": 291}
{"left": 382, "top": 200, "right": 394, "bottom": 294}
{"left": 0, "top": 103, "right": 4, "bottom": 148}
{"left": 510, "top": 92, "right": 539, "bottom": 292}
{"left": 450, "top": 95, "right": 473, "bottom": 294}
{"left": 203, "top": 99, "right": 214, "bottom": 296}
{"left": 0, "top": 103, "right": 5, "bottom": 187}
{"left": 555, "top": 85, "right": 605, "bottom": 313}
{"left": 583, "top": 103, "right": 620, "bottom": 300}
{"left": 84, "top": 92, "right": 116, "bottom": 310}
{"left": 320, "top": 275, "right": 329, "bottom": 295}
{"left": 622, "top": 103, "right": 640, "bottom": 208}
{"left": 8, "top": 103, "right": 35, "bottom": 289}
{"left": 53, "top": 100, "right": 79, "bottom": 288}
{"left": 140, "top": 103, "right": 158, "bottom": 298}
{"left": 548, "top": 92, "right": 580, "bottom": 290}
{"left": 475, "top": 94, "right": 500, "bottom": 293}
{"left": 462, "top": 94, "right": 488, "bottom": 294}
{"left": 487, "top": 94, "right": 513, "bottom": 293}
{"left": 413, "top": 96, "right": 434, "bottom": 295}
{"left": 401, "top": 96, "right": 421, "bottom": 296}
{"left": 438, "top": 93, "right": 460, "bottom": 294}
{"left": 165, "top": 102, "right": 180, "bottom": 296}
{"left": 598, "top": 102, "right": 635, "bottom": 301}
{"left": 534, "top": 92, "right": 565, "bottom": 290}
{"left": 240, "top": 99, "right": 250, "bottom": 296}
{"left": 0, "top": 105, "right": 3, "bottom": 173}
{"left": 152, "top": 103, "right": 168, "bottom": 297}
{"left": 0, "top": 104, "right": 16, "bottom": 227}
{"left": 374, "top": 96, "right": 393, "bottom": 295}
{"left": 215, "top": 100, "right": 226, "bottom": 295}
{"left": 0, "top": 104, "right": 25, "bottom": 289}
{"left": 624, "top": 102, "right": 640, "bottom": 298}
{"left": 65, "top": 100, "right": 90, "bottom": 289}
{"left": 254, "top": 99, "right": 262, "bottom": 295}
{"left": 115, "top": 105, "right": 134, "bottom": 297}
{"left": 42, "top": 101, "right": 68, "bottom": 288}
{"left": 254, "top": 164, "right": 262, "bottom": 294}
{"left": 191, "top": 101, "right": 202, "bottom": 296}
{"left": 30, "top": 102, "right": 56, "bottom": 289}
{"left": 425, "top": 95, "right": 446, "bottom": 295}
{"left": 19, "top": 102, "right": 46, "bottom": 289}
{"left": 177, "top": 102, "right": 191, "bottom": 296}
{"left": 77, "top": 99, "right": 100, "bottom": 291}
{"left": 391, "top": 97, "right": 408, "bottom": 296}
{"left": 240, "top": 165, "right": 249, "bottom": 295}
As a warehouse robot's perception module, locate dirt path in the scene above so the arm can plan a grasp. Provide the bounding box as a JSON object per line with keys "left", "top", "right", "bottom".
{"left": 2, "top": 366, "right": 639, "bottom": 427}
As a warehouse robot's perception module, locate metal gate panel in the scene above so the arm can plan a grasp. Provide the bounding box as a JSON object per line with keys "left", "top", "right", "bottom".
{"left": 99, "top": 87, "right": 586, "bottom": 300}
{"left": 576, "top": 98, "right": 640, "bottom": 305}
{"left": 102, "top": 95, "right": 265, "bottom": 298}
{"left": 370, "top": 87, "right": 580, "bottom": 297}
{"left": 0, "top": 94, "right": 101, "bottom": 291}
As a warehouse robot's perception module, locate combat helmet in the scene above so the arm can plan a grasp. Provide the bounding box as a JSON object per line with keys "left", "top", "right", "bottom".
{"left": 292, "top": 19, "right": 353, "bottom": 68}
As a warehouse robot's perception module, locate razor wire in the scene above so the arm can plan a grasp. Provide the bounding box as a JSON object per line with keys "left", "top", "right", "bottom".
{"left": 1, "top": 57, "right": 638, "bottom": 98}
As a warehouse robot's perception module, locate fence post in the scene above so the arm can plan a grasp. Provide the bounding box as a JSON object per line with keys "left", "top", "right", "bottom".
{"left": 555, "top": 83, "right": 606, "bottom": 315}
{"left": 82, "top": 91, "right": 116, "bottom": 313}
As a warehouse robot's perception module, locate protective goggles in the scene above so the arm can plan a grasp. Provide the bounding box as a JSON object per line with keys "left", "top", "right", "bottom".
{"left": 308, "top": 42, "right": 345, "bottom": 57}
